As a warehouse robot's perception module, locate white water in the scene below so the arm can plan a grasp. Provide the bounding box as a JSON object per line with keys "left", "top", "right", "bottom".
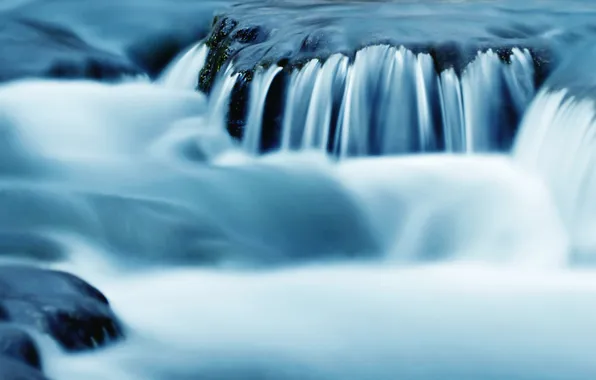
{"left": 157, "top": 42, "right": 209, "bottom": 90}
{"left": 0, "top": 43, "right": 594, "bottom": 380}
{"left": 514, "top": 89, "right": 596, "bottom": 261}
{"left": 243, "top": 66, "right": 283, "bottom": 154}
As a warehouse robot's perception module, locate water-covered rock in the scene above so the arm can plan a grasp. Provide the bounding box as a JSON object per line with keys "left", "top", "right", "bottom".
{"left": 0, "top": 266, "right": 123, "bottom": 351}
{"left": 197, "top": 0, "right": 596, "bottom": 93}
{"left": 0, "top": 19, "right": 141, "bottom": 82}
{"left": 4, "top": 0, "right": 236, "bottom": 78}
{"left": 0, "top": 356, "right": 48, "bottom": 380}
{"left": 0, "top": 325, "right": 42, "bottom": 370}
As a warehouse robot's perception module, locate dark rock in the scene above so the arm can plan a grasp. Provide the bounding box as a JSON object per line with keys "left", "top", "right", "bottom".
{"left": 0, "top": 18, "right": 141, "bottom": 82}
{"left": 0, "top": 325, "right": 42, "bottom": 370}
{"left": 0, "top": 266, "right": 123, "bottom": 351}
{"left": 0, "top": 356, "right": 48, "bottom": 380}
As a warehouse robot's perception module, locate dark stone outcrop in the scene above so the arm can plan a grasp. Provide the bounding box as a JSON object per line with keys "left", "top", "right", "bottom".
{"left": 0, "top": 266, "right": 123, "bottom": 351}
{"left": 0, "top": 325, "right": 43, "bottom": 370}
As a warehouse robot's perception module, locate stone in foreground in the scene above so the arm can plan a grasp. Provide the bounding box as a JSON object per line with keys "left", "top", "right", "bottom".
{"left": 0, "top": 266, "right": 124, "bottom": 351}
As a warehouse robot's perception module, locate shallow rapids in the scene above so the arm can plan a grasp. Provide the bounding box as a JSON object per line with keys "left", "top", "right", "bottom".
{"left": 0, "top": 44, "right": 589, "bottom": 380}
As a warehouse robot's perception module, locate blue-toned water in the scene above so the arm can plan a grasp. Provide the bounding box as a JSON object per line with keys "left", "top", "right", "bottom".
{"left": 0, "top": 1, "right": 596, "bottom": 379}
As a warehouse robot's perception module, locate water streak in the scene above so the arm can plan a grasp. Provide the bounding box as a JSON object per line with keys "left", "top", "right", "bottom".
{"left": 243, "top": 65, "right": 283, "bottom": 154}
{"left": 514, "top": 89, "right": 596, "bottom": 260}
{"left": 157, "top": 43, "right": 209, "bottom": 90}
{"left": 207, "top": 65, "right": 239, "bottom": 132}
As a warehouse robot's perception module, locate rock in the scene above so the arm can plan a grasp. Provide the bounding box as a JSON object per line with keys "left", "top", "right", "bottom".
{"left": 0, "top": 266, "right": 123, "bottom": 351}
{"left": 0, "top": 356, "right": 48, "bottom": 380}
{"left": 0, "top": 18, "right": 141, "bottom": 82}
{"left": 193, "top": 0, "right": 596, "bottom": 151}
{"left": 197, "top": 0, "right": 586, "bottom": 93}
{"left": 0, "top": 325, "right": 42, "bottom": 370}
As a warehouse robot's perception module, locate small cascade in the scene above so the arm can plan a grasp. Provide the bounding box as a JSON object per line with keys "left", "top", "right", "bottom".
{"left": 302, "top": 54, "right": 349, "bottom": 151}
{"left": 206, "top": 65, "right": 239, "bottom": 132}
{"left": 461, "top": 49, "right": 535, "bottom": 151}
{"left": 242, "top": 65, "right": 283, "bottom": 154}
{"left": 513, "top": 89, "right": 596, "bottom": 259}
{"left": 219, "top": 45, "right": 535, "bottom": 157}
{"left": 439, "top": 69, "right": 466, "bottom": 151}
{"left": 281, "top": 59, "right": 323, "bottom": 150}
{"left": 157, "top": 43, "right": 209, "bottom": 90}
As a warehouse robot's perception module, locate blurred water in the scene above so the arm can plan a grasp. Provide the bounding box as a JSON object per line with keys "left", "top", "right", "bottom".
{"left": 0, "top": 72, "right": 584, "bottom": 379}
{"left": 0, "top": 2, "right": 595, "bottom": 379}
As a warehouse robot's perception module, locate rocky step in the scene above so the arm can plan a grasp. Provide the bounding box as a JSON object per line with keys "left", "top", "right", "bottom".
{"left": 195, "top": 0, "right": 596, "bottom": 151}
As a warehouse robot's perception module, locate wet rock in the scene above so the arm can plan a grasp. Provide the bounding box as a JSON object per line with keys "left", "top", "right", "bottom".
{"left": 193, "top": 0, "right": 596, "bottom": 150}
{"left": 0, "top": 266, "right": 123, "bottom": 351}
{"left": 0, "top": 356, "right": 48, "bottom": 380}
{"left": 0, "top": 325, "right": 42, "bottom": 370}
{"left": 198, "top": 0, "right": 596, "bottom": 93}
{"left": 0, "top": 19, "right": 141, "bottom": 82}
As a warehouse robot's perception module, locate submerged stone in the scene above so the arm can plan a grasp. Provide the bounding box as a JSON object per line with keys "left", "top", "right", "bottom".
{"left": 0, "top": 325, "right": 42, "bottom": 370}
{"left": 0, "top": 356, "right": 48, "bottom": 380}
{"left": 4, "top": 0, "right": 237, "bottom": 79}
{"left": 0, "top": 19, "right": 141, "bottom": 82}
{"left": 0, "top": 266, "right": 123, "bottom": 351}
{"left": 198, "top": 0, "right": 596, "bottom": 92}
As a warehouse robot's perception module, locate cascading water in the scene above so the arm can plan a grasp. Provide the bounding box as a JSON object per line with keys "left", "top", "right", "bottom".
{"left": 243, "top": 65, "right": 283, "bottom": 154}
{"left": 2, "top": 6, "right": 596, "bottom": 379}
{"left": 512, "top": 43, "right": 596, "bottom": 262}
{"left": 157, "top": 42, "right": 209, "bottom": 90}
{"left": 211, "top": 45, "right": 535, "bottom": 156}
{"left": 514, "top": 89, "right": 596, "bottom": 261}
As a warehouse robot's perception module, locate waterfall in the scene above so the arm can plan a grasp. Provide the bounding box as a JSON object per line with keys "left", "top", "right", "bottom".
{"left": 157, "top": 43, "right": 209, "bottom": 90}
{"left": 461, "top": 49, "right": 534, "bottom": 151}
{"left": 302, "top": 54, "right": 349, "bottom": 151}
{"left": 281, "top": 59, "right": 323, "bottom": 150}
{"left": 211, "top": 45, "right": 535, "bottom": 156}
{"left": 513, "top": 89, "right": 596, "bottom": 260}
{"left": 206, "top": 65, "right": 239, "bottom": 132}
{"left": 242, "top": 65, "right": 283, "bottom": 154}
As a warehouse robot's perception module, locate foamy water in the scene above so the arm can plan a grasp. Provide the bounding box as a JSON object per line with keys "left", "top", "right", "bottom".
{"left": 0, "top": 57, "right": 590, "bottom": 380}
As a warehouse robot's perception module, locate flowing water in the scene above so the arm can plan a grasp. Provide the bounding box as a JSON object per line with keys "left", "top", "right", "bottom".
{"left": 228, "top": 45, "right": 535, "bottom": 156}
{"left": 0, "top": 5, "right": 595, "bottom": 379}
